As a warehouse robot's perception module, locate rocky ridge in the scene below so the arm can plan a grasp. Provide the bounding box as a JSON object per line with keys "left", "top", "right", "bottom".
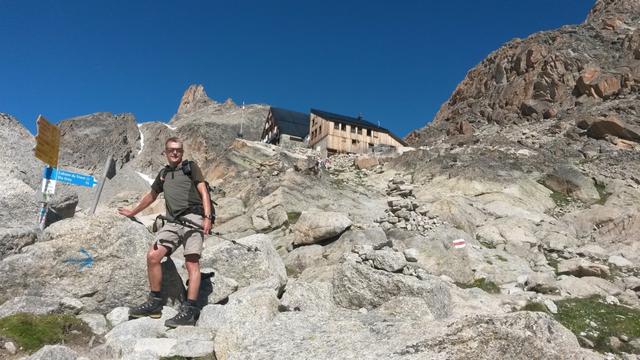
{"left": 408, "top": 0, "right": 640, "bottom": 144}
{"left": 405, "top": 0, "right": 640, "bottom": 191}
{"left": 124, "top": 88, "right": 270, "bottom": 185}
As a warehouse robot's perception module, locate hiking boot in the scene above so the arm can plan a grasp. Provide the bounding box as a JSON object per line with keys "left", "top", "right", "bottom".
{"left": 164, "top": 304, "right": 199, "bottom": 328}
{"left": 129, "top": 295, "right": 163, "bottom": 319}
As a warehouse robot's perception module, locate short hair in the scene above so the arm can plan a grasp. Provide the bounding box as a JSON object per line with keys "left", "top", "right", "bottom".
{"left": 165, "top": 137, "right": 183, "bottom": 149}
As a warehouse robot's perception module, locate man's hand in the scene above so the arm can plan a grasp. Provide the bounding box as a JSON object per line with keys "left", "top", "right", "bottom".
{"left": 118, "top": 208, "right": 135, "bottom": 217}
{"left": 202, "top": 217, "right": 212, "bottom": 235}
{"left": 117, "top": 192, "right": 157, "bottom": 219}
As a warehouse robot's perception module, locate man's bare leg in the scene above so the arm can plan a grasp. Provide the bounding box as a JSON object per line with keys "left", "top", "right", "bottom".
{"left": 147, "top": 243, "right": 169, "bottom": 292}
{"left": 164, "top": 254, "right": 201, "bottom": 327}
{"left": 185, "top": 254, "right": 201, "bottom": 301}
{"left": 129, "top": 243, "right": 168, "bottom": 319}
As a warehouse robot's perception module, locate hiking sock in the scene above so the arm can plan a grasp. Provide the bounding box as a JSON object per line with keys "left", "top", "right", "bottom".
{"left": 186, "top": 299, "right": 197, "bottom": 307}
{"left": 150, "top": 290, "right": 162, "bottom": 298}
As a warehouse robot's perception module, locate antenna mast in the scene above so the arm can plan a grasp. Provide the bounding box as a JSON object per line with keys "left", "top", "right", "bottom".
{"left": 238, "top": 101, "right": 244, "bottom": 138}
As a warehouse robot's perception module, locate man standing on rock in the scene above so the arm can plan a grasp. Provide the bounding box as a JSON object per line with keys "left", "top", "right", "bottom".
{"left": 118, "top": 137, "right": 212, "bottom": 327}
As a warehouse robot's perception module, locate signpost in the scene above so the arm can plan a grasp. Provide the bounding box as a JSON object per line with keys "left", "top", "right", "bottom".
{"left": 34, "top": 116, "right": 60, "bottom": 229}
{"left": 34, "top": 115, "right": 60, "bottom": 168}
{"left": 40, "top": 165, "right": 99, "bottom": 226}
{"left": 33, "top": 114, "right": 116, "bottom": 228}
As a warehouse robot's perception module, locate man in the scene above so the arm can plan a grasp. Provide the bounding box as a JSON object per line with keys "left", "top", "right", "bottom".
{"left": 118, "top": 137, "right": 213, "bottom": 327}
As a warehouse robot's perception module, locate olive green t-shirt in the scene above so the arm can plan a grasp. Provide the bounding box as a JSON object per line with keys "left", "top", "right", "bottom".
{"left": 151, "top": 161, "right": 205, "bottom": 219}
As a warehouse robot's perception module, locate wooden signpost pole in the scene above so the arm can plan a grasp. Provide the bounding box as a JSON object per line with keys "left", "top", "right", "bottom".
{"left": 33, "top": 115, "right": 60, "bottom": 229}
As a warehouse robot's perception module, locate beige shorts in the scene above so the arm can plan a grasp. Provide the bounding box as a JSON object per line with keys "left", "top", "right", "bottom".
{"left": 155, "top": 213, "right": 204, "bottom": 257}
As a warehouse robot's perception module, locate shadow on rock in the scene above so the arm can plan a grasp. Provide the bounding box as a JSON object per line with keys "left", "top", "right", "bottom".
{"left": 161, "top": 257, "right": 186, "bottom": 306}
{"left": 189, "top": 272, "right": 215, "bottom": 309}
{"left": 162, "top": 257, "right": 215, "bottom": 309}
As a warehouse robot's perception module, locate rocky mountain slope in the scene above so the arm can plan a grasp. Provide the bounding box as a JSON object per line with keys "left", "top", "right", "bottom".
{"left": 408, "top": 0, "right": 640, "bottom": 145}
{"left": 0, "top": 114, "right": 41, "bottom": 259}
{"left": 2, "top": 1, "right": 640, "bottom": 358}
{"left": 405, "top": 0, "right": 640, "bottom": 188}
{"left": 0, "top": 136, "right": 610, "bottom": 359}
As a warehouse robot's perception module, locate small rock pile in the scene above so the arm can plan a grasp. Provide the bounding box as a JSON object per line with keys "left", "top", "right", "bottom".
{"left": 386, "top": 174, "right": 414, "bottom": 197}
{"left": 349, "top": 243, "right": 431, "bottom": 280}
{"left": 375, "top": 174, "right": 443, "bottom": 233}
{"left": 285, "top": 146, "right": 320, "bottom": 158}
{"left": 326, "top": 153, "right": 359, "bottom": 172}
{"left": 320, "top": 153, "right": 382, "bottom": 188}
{"left": 322, "top": 153, "right": 382, "bottom": 172}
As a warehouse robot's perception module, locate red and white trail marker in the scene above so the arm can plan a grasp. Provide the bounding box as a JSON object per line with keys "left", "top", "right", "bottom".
{"left": 452, "top": 239, "right": 466, "bottom": 249}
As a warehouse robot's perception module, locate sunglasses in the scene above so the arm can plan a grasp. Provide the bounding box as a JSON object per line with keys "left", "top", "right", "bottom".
{"left": 165, "top": 148, "right": 184, "bottom": 154}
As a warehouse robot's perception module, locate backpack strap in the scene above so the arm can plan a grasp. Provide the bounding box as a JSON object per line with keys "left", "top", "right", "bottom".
{"left": 159, "top": 166, "right": 169, "bottom": 182}
{"left": 159, "top": 160, "right": 191, "bottom": 184}
{"left": 181, "top": 160, "right": 193, "bottom": 177}
{"left": 152, "top": 214, "right": 166, "bottom": 232}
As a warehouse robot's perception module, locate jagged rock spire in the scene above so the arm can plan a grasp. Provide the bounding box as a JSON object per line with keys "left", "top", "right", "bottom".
{"left": 177, "top": 84, "right": 216, "bottom": 114}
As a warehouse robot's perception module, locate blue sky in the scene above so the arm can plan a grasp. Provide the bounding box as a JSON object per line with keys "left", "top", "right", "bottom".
{"left": 1, "top": 0, "right": 593, "bottom": 137}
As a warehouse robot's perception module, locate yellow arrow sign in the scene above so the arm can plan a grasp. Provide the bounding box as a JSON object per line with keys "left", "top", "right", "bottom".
{"left": 34, "top": 115, "right": 60, "bottom": 168}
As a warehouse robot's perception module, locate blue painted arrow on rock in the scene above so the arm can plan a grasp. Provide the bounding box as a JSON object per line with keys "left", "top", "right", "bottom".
{"left": 63, "top": 248, "right": 94, "bottom": 271}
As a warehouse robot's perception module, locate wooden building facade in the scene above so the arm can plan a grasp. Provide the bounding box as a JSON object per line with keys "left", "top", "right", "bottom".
{"left": 308, "top": 109, "right": 407, "bottom": 157}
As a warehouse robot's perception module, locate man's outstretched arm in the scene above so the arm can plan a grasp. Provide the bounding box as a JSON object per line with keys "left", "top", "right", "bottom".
{"left": 196, "top": 182, "right": 212, "bottom": 235}
{"left": 118, "top": 191, "right": 159, "bottom": 217}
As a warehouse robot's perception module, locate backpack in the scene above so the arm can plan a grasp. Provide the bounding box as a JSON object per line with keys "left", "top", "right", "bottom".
{"left": 159, "top": 160, "right": 217, "bottom": 223}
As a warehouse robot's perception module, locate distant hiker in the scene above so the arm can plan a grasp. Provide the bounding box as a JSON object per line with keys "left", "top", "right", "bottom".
{"left": 118, "top": 137, "right": 213, "bottom": 327}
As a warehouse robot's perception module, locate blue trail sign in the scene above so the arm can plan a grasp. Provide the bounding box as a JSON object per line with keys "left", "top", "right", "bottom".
{"left": 43, "top": 167, "right": 97, "bottom": 187}
{"left": 57, "top": 169, "right": 97, "bottom": 187}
